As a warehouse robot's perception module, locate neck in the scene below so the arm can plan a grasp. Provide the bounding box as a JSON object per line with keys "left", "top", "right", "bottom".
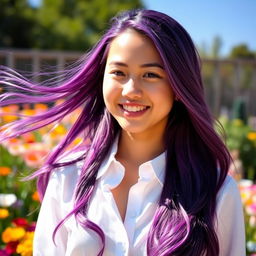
{"left": 116, "top": 130, "right": 166, "bottom": 166}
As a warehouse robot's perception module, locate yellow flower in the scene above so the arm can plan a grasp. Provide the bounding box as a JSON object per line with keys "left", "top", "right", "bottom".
{"left": 247, "top": 132, "right": 256, "bottom": 141}
{"left": 2, "top": 114, "right": 18, "bottom": 123}
{"left": 232, "top": 119, "right": 243, "bottom": 127}
{"left": 2, "top": 227, "right": 26, "bottom": 243}
{"left": 73, "top": 137, "right": 83, "bottom": 145}
{"left": 21, "top": 109, "right": 36, "bottom": 116}
{"left": 0, "top": 166, "right": 12, "bottom": 176}
{"left": 0, "top": 208, "right": 9, "bottom": 219}
{"left": 49, "top": 124, "right": 67, "bottom": 139}
{"left": 16, "top": 232, "right": 34, "bottom": 256}
{"left": 34, "top": 103, "right": 48, "bottom": 111}
{"left": 53, "top": 124, "right": 66, "bottom": 135}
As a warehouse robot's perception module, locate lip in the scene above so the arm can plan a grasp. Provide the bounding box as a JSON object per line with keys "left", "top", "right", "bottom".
{"left": 118, "top": 103, "right": 150, "bottom": 117}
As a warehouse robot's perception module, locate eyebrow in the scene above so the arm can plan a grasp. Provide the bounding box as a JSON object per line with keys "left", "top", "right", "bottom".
{"left": 108, "top": 61, "right": 164, "bottom": 70}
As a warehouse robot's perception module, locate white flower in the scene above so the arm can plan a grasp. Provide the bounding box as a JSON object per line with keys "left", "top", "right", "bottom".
{"left": 0, "top": 193, "right": 17, "bottom": 207}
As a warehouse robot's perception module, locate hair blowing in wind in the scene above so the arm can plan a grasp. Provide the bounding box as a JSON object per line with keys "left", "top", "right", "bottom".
{"left": 0, "top": 9, "right": 231, "bottom": 256}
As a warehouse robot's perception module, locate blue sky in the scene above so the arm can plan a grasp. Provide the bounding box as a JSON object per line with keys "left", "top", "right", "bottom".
{"left": 143, "top": 0, "right": 256, "bottom": 56}
{"left": 29, "top": 0, "right": 255, "bottom": 56}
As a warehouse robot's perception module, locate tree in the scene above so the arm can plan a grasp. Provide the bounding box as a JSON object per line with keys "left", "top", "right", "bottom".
{"left": 230, "top": 44, "right": 255, "bottom": 59}
{"left": 197, "top": 36, "right": 223, "bottom": 59}
{"left": 0, "top": 0, "right": 144, "bottom": 51}
{"left": 211, "top": 36, "right": 222, "bottom": 58}
{"left": 0, "top": 0, "right": 36, "bottom": 48}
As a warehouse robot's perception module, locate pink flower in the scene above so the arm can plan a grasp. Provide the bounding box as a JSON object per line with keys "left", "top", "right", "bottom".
{"left": 246, "top": 203, "right": 256, "bottom": 215}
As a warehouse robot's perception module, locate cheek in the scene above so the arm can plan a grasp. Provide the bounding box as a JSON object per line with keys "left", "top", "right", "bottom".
{"left": 153, "top": 85, "right": 174, "bottom": 110}
{"left": 102, "top": 77, "right": 118, "bottom": 109}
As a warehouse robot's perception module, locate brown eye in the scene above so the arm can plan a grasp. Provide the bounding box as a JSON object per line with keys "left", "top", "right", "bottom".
{"left": 111, "top": 70, "right": 125, "bottom": 76}
{"left": 143, "top": 72, "right": 162, "bottom": 78}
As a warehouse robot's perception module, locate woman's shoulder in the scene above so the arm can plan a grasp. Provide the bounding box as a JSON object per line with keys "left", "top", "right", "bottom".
{"left": 216, "top": 175, "right": 242, "bottom": 212}
{"left": 217, "top": 175, "right": 239, "bottom": 198}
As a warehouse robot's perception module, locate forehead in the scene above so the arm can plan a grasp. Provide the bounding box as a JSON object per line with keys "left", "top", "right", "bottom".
{"left": 106, "top": 29, "right": 163, "bottom": 65}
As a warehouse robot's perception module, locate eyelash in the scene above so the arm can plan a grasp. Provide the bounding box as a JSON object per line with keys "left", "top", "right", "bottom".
{"left": 111, "top": 70, "right": 125, "bottom": 76}
{"left": 143, "top": 72, "right": 162, "bottom": 79}
{"left": 110, "top": 70, "right": 162, "bottom": 79}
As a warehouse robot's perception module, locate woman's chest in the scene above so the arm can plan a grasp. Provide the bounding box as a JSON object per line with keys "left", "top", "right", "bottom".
{"left": 63, "top": 182, "right": 161, "bottom": 256}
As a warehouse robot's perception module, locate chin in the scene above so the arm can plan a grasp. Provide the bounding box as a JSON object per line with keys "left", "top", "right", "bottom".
{"left": 119, "top": 125, "right": 149, "bottom": 135}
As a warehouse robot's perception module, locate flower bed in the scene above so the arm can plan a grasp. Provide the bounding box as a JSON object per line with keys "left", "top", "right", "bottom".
{"left": 0, "top": 102, "right": 82, "bottom": 255}
{"left": 1, "top": 103, "right": 256, "bottom": 255}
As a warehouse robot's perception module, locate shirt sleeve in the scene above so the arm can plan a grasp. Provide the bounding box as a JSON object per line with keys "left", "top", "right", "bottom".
{"left": 33, "top": 171, "right": 69, "bottom": 256}
{"left": 215, "top": 176, "right": 246, "bottom": 256}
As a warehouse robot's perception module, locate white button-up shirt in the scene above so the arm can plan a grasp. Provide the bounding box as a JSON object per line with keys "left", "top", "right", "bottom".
{"left": 33, "top": 139, "right": 245, "bottom": 256}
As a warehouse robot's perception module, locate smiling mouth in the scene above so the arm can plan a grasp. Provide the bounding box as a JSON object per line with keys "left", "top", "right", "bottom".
{"left": 119, "top": 104, "right": 150, "bottom": 113}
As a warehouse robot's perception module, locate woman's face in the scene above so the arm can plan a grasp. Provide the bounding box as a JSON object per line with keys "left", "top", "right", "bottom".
{"left": 103, "top": 29, "right": 174, "bottom": 137}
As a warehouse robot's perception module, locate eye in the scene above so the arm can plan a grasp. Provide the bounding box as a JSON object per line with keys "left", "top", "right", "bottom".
{"left": 143, "top": 72, "right": 162, "bottom": 79}
{"left": 110, "top": 70, "right": 125, "bottom": 76}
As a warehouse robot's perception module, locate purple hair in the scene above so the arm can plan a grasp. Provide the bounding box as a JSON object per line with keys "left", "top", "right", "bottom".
{"left": 0, "top": 9, "right": 230, "bottom": 256}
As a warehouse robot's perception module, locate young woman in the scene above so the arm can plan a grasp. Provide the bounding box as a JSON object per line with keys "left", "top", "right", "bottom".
{"left": 0, "top": 9, "right": 245, "bottom": 256}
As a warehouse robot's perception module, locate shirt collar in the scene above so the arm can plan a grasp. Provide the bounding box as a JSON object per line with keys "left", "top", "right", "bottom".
{"left": 96, "top": 135, "right": 120, "bottom": 180}
{"left": 97, "top": 136, "right": 166, "bottom": 186}
{"left": 139, "top": 151, "right": 166, "bottom": 185}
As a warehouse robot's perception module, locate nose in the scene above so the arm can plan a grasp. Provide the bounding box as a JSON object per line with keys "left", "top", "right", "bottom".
{"left": 122, "top": 78, "right": 142, "bottom": 99}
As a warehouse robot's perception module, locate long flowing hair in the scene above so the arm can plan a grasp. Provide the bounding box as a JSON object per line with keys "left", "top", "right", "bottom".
{"left": 0, "top": 9, "right": 230, "bottom": 256}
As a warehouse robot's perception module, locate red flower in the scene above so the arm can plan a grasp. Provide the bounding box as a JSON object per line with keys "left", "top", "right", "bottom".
{"left": 5, "top": 241, "right": 19, "bottom": 254}
{"left": 12, "top": 218, "right": 28, "bottom": 228}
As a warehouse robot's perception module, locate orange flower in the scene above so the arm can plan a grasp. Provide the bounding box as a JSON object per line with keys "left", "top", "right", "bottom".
{"left": 1, "top": 105, "right": 19, "bottom": 113}
{"left": 2, "top": 227, "right": 26, "bottom": 243}
{"left": 0, "top": 208, "right": 9, "bottom": 219}
{"left": 7, "top": 138, "right": 20, "bottom": 144}
{"left": 0, "top": 167, "right": 12, "bottom": 176}
{"left": 32, "top": 191, "right": 40, "bottom": 202}
{"left": 0, "top": 105, "right": 19, "bottom": 123}
{"left": 34, "top": 103, "right": 48, "bottom": 113}
{"left": 21, "top": 133, "right": 36, "bottom": 143}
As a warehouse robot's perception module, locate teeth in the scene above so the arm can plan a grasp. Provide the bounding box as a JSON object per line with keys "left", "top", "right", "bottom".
{"left": 122, "top": 105, "right": 147, "bottom": 112}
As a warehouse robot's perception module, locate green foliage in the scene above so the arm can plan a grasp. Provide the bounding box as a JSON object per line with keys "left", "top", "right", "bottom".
{"left": 232, "top": 99, "right": 247, "bottom": 124}
{"left": 219, "top": 117, "right": 256, "bottom": 179}
{"left": 211, "top": 36, "right": 222, "bottom": 58}
{"left": 0, "top": 145, "right": 39, "bottom": 231}
{"left": 230, "top": 44, "right": 256, "bottom": 59}
{"left": 0, "top": 0, "right": 36, "bottom": 48}
{"left": 0, "top": 0, "right": 144, "bottom": 51}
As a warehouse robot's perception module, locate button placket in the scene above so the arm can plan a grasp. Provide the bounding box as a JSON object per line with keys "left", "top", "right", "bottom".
{"left": 124, "top": 163, "right": 152, "bottom": 246}
{"left": 99, "top": 162, "right": 130, "bottom": 255}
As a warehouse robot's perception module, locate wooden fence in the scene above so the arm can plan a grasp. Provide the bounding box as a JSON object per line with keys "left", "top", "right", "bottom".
{"left": 1, "top": 48, "right": 256, "bottom": 117}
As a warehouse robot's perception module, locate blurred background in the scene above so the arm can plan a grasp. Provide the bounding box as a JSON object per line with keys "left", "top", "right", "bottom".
{"left": 0, "top": 0, "right": 256, "bottom": 255}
